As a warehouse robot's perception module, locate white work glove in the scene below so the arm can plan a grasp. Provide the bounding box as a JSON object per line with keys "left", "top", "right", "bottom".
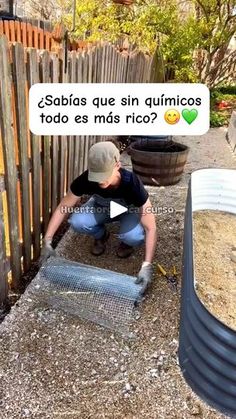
{"left": 40, "top": 237, "right": 56, "bottom": 265}
{"left": 135, "top": 262, "right": 153, "bottom": 294}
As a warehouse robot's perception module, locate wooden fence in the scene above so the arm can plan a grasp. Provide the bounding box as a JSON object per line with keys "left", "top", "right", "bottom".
{"left": 0, "top": 34, "right": 151, "bottom": 304}
{"left": 0, "top": 19, "right": 102, "bottom": 52}
{"left": 0, "top": 19, "right": 54, "bottom": 50}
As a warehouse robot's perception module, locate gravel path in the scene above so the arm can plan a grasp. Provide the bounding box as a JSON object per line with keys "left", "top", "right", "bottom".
{"left": 0, "top": 129, "right": 235, "bottom": 419}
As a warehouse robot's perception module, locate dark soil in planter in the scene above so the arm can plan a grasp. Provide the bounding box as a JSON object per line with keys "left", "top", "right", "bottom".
{"left": 132, "top": 142, "right": 186, "bottom": 153}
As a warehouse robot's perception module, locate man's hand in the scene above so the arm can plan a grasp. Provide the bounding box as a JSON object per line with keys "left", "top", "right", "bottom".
{"left": 40, "top": 237, "right": 56, "bottom": 265}
{"left": 135, "top": 262, "right": 153, "bottom": 294}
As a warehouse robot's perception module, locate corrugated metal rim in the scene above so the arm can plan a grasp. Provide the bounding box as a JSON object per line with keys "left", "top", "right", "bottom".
{"left": 179, "top": 168, "right": 236, "bottom": 417}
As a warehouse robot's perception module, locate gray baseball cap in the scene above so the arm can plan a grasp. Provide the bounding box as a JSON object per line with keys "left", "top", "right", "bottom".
{"left": 88, "top": 141, "right": 120, "bottom": 182}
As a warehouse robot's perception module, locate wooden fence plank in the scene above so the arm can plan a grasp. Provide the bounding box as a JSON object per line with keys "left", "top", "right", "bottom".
{"left": 26, "top": 48, "right": 41, "bottom": 259}
{"left": 0, "top": 191, "right": 8, "bottom": 304}
{"left": 39, "top": 28, "right": 44, "bottom": 49}
{"left": 59, "top": 48, "right": 68, "bottom": 199}
{"left": 82, "top": 51, "right": 89, "bottom": 172}
{"left": 39, "top": 50, "right": 51, "bottom": 234}
{"left": 50, "top": 53, "right": 60, "bottom": 211}
{"left": 77, "top": 53, "right": 83, "bottom": 82}
{"left": 32, "top": 27, "right": 39, "bottom": 49}
{"left": 3, "top": 21, "right": 10, "bottom": 41}
{"left": 100, "top": 43, "right": 106, "bottom": 83}
{"left": 108, "top": 44, "right": 113, "bottom": 83}
{"left": 74, "top": 54, "right": 83, "bottom": 177}
{"left": 88, "top": 48, "right": 93, "bottom": 84}
{"left": 116, "top": 51, "right": 121, "bottom": 82}
{"left": 67, "top": 52, "right": 76, "bottom": 189}
{"left": 27, "top": 23, "right": 33, "bottom": 48}
{"left": 0, "top": 21, "right": 3, "bottom": 36}
{"left": 82, "top": 50, "right": 89, "bottom": 83}
{"left": 0, "top": 36, "right": 21, "bottom": 287}
{"left": 15, "top": 21, "right": 21, "bottom": 42}
{"left": 45, "top": 32, "right": 51, "bottom": 50}
{"left": 11, "top": 43, "right": 31, "bottom": 271}
{"left": 83, "top": 136, "right": 89, "bottom": 172}
{"left": 111, "top": 46, "right": 116, "bottom": 83}
{"left": 9, "top": 21, "right": 16, "bottom": 42}
{"left": 21, "top": 22, "right": 27, "bottom": 47}
{"left": 78, "top": 136, "right": 84, "bottom": 175}
{"left": 58, "top": 139, "right": 66, "bottom": 199}
{"left": 73, "top": 53, "right": 82, "bottom": 179}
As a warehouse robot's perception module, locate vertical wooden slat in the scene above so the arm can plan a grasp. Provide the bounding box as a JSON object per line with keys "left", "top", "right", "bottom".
{"left": 3, "top": 21, "right": 10, "bottom": 41}
{"left": 11, "top": 43, "right": 31, "bottom": 271}
{"left": 32, "top": 27, "right": 39, "bottom": 49}
{"left": 0, "top": 36, "right": 21, "bottom": 287}
{"left": 0, "top": 21, "right": 3, "bottom": 36}
{"left": 67, "top": 51, "right": 76, "bottom": 189}
{"left": 21, "top": 22, "right": 27, "bottom": 47}
{"left": 82, "top": 51, "right": 89, "bottom": 172}
{"left": 116, "top": 50, "right": 120, "bottom": 82}
{"left": 59, "top": 47, "right": 68, "bottom": 199}
{"left": 100, "top": 43, "right": 106, "bottom": 83}
{"left": 58, "top": 139, "right": 66, "bottom": 199}
{"left": 88, "top": 48, "right": 93, "bottom": 84}
{"left": 97, "top": 45, "right": 103, "bottom": 82}
{"left": 83, "top": 136, "right": 89, "bottom": 172}
{"left": 15, "top": 21, "right": 21, "bottom": 42}
{"left": 73, "top": 53, "right": 82, "bottom": 179}
{"left": 26, "top": 48, "right": 41, "bottom": 259}
{"left": 91, "top": 48, "right": 97, "bottom": 146}
{"left": 45, "top": 32, "right": 50, "bottom": 51}
{"left": 78, "top": 136, "right": 85, "bottom": 175}
{"left": 110, "top": 46, "right": 116, "bottom": 83}
{"left": 50, "top": 53, "right": 60, "bottom": 211}
{"left": 0, "top": 189, "right": 8, "bottom": 304}
{"left": 39, "top": 28, "right": 44, "bottom": 49}
{"left": 39, "top": 50, "right": 51, "bottom": 234}
{"left": 27, "top": 23, "right": 33, "bottom": 48}
{"left": 75, "top": 53, "right": 83, "bottom": 177}
{"left": 107, "top": 44, "right": 113, "bottom": 83}
{"left": 9, "top": 21, "right": 16, "bottom": 42}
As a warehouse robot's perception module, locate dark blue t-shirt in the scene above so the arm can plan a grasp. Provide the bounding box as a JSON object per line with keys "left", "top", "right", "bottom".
{"left": 70, "top": 168, "right": 148, "bottom": 208}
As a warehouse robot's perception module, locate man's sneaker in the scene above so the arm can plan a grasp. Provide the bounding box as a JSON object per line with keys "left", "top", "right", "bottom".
{"left": 91, "top": 230, "right": 110, "bottom": 256}
{"left": 116, "top": 242, "right": 134, "bottom": 258}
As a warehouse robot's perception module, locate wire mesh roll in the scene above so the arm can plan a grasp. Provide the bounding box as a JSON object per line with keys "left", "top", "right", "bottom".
{"left": 38, "top": 257, "right": 142, "bottom": 335}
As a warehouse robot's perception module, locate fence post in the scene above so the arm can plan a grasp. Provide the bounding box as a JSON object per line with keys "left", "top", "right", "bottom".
{"left": 26, "top": 48, "right": 41, "bottom": 260}
{"left": 67, "top": 52, "right": 76, "bottom": 189}
{"left": 0, "top": 35, "right": 21, "bottom": 289}
{"left": 50, "top": 53, "right": 60, "bottom": 212}
{"left": 11, "top": 42, "right": 32, "bottom": 272}
{"left": 39, "top": 50, "right": 51, "bottom": 235}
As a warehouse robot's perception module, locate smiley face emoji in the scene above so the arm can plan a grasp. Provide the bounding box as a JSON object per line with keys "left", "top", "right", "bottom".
{"left": 164, "top": 109, "right": 180, "bottom": 125}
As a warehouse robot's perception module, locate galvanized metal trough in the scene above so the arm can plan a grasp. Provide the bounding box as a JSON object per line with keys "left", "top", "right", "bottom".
{"left": 179, "top": 168, "right": 236, "bottom": 416}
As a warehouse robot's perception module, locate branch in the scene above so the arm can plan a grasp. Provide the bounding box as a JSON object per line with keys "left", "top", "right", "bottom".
{"left": 194, "top": 0, "right": 210, "bottom": 22}
{"left": 211, "top": 68, "right": 236, "bottom": 87}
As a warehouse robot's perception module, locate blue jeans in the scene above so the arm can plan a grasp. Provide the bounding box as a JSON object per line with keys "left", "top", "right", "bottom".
{"left": 68, "top": 196, "right": 145, "bottom": 247}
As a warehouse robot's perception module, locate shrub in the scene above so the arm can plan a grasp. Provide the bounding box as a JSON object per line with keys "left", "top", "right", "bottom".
{"left": 210, "top": 111, "right": 228, "bottom": 127}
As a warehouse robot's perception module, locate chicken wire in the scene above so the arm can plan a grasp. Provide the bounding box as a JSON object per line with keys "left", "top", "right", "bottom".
{"left": 38, "top": 257, "right": 142, "bottom": 336}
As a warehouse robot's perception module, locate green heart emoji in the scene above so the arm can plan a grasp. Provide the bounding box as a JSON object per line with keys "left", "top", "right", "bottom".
{"left": 182, "top": 109, "right": 198, "bottom": 124}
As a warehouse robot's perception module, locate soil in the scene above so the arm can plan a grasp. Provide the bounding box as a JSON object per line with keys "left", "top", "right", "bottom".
{"left": 131, "top": 141, "right": 187, "bottom": 153}
{"left": 193, "top": 210, "right": 236, "bottom": 330}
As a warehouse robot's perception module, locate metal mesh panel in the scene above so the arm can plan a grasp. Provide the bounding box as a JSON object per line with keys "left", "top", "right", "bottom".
{"left": 38, "top": 257, "right": 142, "bottom": 336}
